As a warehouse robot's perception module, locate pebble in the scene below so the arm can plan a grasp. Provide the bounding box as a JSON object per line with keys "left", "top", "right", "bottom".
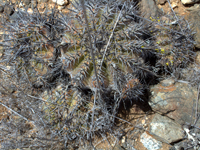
{"left": 140, "top": 132, "right": 162, "bottom": 150}
{"left": 52, "top": 0, "right": 68, "bottom": 6}
{"left": 0, "top": 5, "right": 4, "bottom": 13}
{"left": 4, "top": 5, "right": 14, "bottom": 16}
{"left": 181, "top": 0, "right": 200, "bottom": 5}
{"left": 156, "top": 0, "right": 167, "bottom": 5}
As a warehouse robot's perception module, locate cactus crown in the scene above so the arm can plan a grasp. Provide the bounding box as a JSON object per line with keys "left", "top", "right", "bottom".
{"left": 0, "top": 0, "right": 195, "bottom": 149}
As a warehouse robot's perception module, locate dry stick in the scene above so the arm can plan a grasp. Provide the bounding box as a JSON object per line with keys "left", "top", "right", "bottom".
{"left": 100, "top": 3, "right": 125, "bottom": 70}
{"left": 194, "top": 84, "right": 200, "bottom": 125}
{"left": 0, "top": 102, "right": 29, "bottom": 121}
{"left": 166, "top": 0, "right": 184, "bottom": 35}
{"left": 80, "top": 0, "right": 101, "bottom": 141}
{"left": 94, "top": 134, "right": 116, "bottom": 148}
{"left": 27, "top": 94, "right": 55, "bottom": 104}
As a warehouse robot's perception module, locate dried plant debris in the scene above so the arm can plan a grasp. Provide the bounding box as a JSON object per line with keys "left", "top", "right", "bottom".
{"left": 0, "top": 0, "right": 196, "bottom": 149}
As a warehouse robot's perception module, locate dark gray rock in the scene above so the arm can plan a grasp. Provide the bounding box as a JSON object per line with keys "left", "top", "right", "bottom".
{"left": 41, "top": 0, "right": 49, "bottom": 3}
{"left": 23, "top": 0, "right": 31, "bottom": 6}
{"left": 4, "top": 5, "right": 14, "bottom": 16}
{"left": 0, "top": 5, "right": 4, "bottom": 13}
{"left": 150, "top": 81, "right": 199, "bottom": 126}
{"left": 141, "top": 0, "right": 162, "bottom": 18}
{"left": 188, "top": 8, "right": 200, "bottom": 48}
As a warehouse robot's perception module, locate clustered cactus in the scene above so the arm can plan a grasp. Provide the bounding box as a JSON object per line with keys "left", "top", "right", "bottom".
{"left": 0, "top": 0, "right": 195, "bottom": 149}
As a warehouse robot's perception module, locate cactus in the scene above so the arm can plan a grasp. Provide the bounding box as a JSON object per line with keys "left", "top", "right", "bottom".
{"left": 0, "top": 0, "right": 195, "bottom": 149}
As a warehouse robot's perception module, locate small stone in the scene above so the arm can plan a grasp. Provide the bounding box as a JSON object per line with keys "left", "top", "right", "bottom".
{"left": 121, "top": 136, "right": 126, "bottom": 143}
{"left": 157, "top": 0, "right": 167, "bottom": 5}
{"left": 38, "top": 3, "right": 45, "bottom": 12}
{"left": 141, "top": 0, "right": 161, "bottom": 18}
{"left": 49, "top": 3, "right": 57, "bottom": 9}
{"left": 23, "top": 0, "right": 31, "bottom": 6}
{"left": 4, "top": 5, "right": 14, "bottom": 16}
{"left": 181, "top": 0, "right": 200, "bottom": 5}
{"left": 52, "top": 0, "right": 69, "bottom": 6}
{"left": 160, "top": 78, "right": 175, "bottom": 87}
{"left": 27, "top": 8, "right": 33, "bottom": 14}
{"left": 31, "top": 0, "right": 37, "bottom": 8}
{"left": 58, "top": 5, "right": 65, "bottom": 10}
{"left": 171, "top": 2, "right": 178, "bottom": 9}
{"left": 41, "top": 0, "right": 49, "bottom": 2}
{"left": 186, "top": 4, "right": 200, "bottom": 11}
{"left": 188, "top": 8, "right": 200, "bottom": 48}
{"left": 19, "top": 2, "right": 24, "bottom": 8}
{"left": 0, "top": 5, "right": 4, "bottom": 13}
{"left": 196, "top": 52, "right": 200, "bottom": 64}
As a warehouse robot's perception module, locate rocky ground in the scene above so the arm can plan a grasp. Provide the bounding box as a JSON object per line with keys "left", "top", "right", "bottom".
{"left": 0, "top": 0, "right": 200, "bottom": 150}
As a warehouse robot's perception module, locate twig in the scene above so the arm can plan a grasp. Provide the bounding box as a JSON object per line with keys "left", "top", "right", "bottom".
{"left": 194, "top": 84, "right": 200, "bottom": 125}
{"left": 80, "top": 0, "right": 102, "bottom": 141}
{"left": 0, "top": 102, "right": 29, "bottom": 121}
{"left": 100, "top": 3, "right": 125, "bottom": 70}
{"left": 166, "top": 0, "right": 184, "bottom": 35}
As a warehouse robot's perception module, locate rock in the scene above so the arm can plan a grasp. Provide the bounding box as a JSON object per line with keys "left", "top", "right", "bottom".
{"left": 27, "top": 8, "right": 33, "bottom": 14}
{"left": 181, "top": 0, "right": 200, "bottom": 5}
{"left": 187, "top": 8, "right": 200, "bottom": 49}
{"left": 58, "top": 5, "right": 65, "bottom": 10}
{"left": 0, "top": 5, "right": 4, "bottom": 13}
{"left": 9, "top": 11, "right": 20, "bottom": 22}
{"left": 171, "top": 2, "right": 178, "bottom": 9}
{"left": 156, "top": 0, "right": 167, "bottom": 5}
{"left": 38, "top": 3, "right": 45, "bottom": 12}
{"left": 19, "top": 2, "right": 24, "bottom": 8}
{"left": 4, "top": 5, "right": 14, "bottom": 16}
{"left": 52, "top": 0, "right": 69, "bottom": 6}
{"left": 23, "top": 0, "right": 31, "bottom": 6}
{"left": 41, "top": 0, "right": 49, "bottom": 2}
{"left": 160, "top": 78, "right": 175, "bottom": 87}
{"left": 140, "top": 132, "right": 162, "bottom": 150}
{"left": 195, "top": 51, "right": 200, "bottom": 64}
{"left": 150, "top": 81, "right": 200, "bottom": 126}
{"left": 186, "top": 4, "right": 200, "bottom": 11}
{"left": 141, "top": 0, "right": 162, "bottom": 18}
{"left": 150, "top": 114, "right": 185, "bottom": 143}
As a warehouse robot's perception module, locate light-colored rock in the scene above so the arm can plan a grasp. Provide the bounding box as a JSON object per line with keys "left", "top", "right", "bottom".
{"left": 140, "top": 132, "right": 162, "bottom": 150}
{"left": 19, "top": 2, "right": 24, "bottom": 8}
{"left": 52, "top": 0, "right": 68, "bottom": 6}
{"left": 181, "top": 0, "right": 200, "bottom": 5}
{"left": 150, "top": 114, "right": 185, "bottom": 143}
{"left": 171, "top": 2, "right": 178, "bottom": 9}
{"left": 160, "top": 78, "right": 175, "bottom": 87}
{"left": 58, "top": 5, "right": 65, "bottom": 10}
{"left": 186, "top": 4, "right": 200, "bottom": 11}
{"left": 27, "top": 8, "right": 33, "bottom": 14}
